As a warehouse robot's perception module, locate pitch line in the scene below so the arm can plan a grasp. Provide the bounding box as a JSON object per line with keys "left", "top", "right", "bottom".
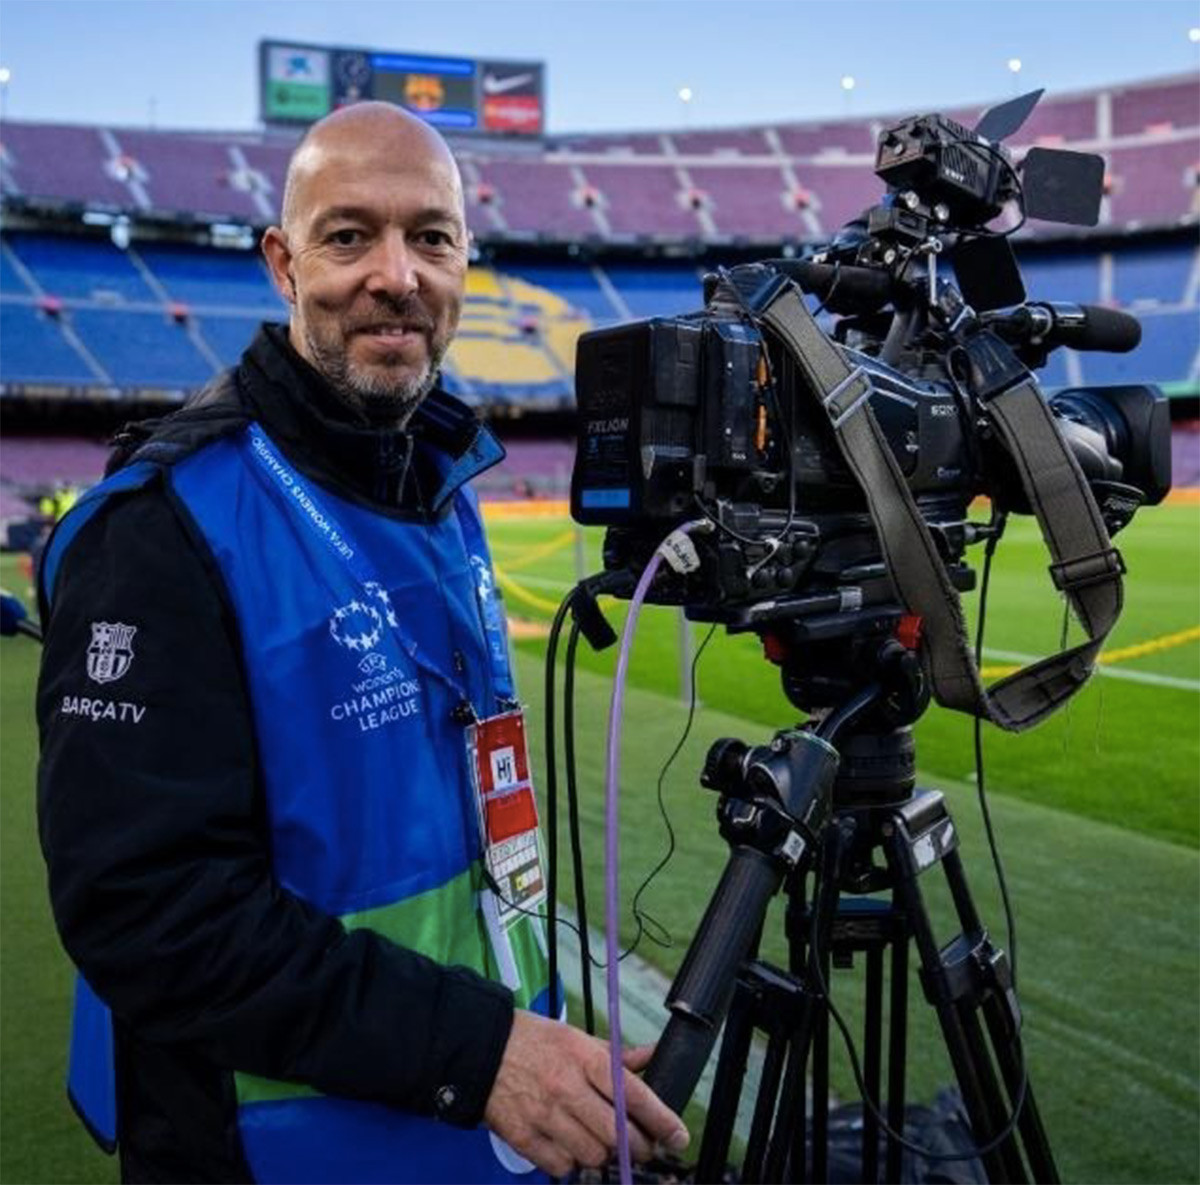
{"left": 500, "top": 571, "right": 1200, "bottom": 690}
{"left": 984, "top": 648, "right": 1199, "bottom": 692}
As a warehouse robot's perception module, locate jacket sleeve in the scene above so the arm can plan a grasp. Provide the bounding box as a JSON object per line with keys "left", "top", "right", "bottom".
{"left": 36, "top": 483, "right": 513, "bottom": 1128}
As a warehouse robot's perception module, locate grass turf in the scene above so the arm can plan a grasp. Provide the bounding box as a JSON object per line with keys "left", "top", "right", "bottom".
{"left": 1, "top": 498, "right": 1197, "bottom": 1183}
{"left": 493, "top": 502, "right": 1200, "bottom": 848}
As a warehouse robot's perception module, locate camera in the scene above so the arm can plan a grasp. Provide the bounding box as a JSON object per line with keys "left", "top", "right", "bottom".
{"left": 569, "top": 90, "right": 1172, "bottom": 623}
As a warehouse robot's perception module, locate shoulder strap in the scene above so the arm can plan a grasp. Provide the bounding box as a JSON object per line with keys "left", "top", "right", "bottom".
{"left": 757, "top": 281, "right": 1123, "bottom": 732}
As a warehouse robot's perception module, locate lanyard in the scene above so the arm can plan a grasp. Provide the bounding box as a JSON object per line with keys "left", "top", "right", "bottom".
{"left": 242, "top": 425, "right": 478, "bottom": 708}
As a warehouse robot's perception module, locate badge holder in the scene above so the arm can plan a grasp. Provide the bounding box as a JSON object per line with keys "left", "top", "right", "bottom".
{"left": 467, "top": 708, "right": 547, "bottom": 932}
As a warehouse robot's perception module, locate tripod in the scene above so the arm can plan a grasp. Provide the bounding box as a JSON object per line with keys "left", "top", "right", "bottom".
{"left": 640, "top": 624, "right": 1059, "bottom": 1184}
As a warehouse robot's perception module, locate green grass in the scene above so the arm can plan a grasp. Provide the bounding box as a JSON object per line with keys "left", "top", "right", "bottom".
{"left": 516, "top": 654, "right": 1199, "bottom": 1185}
{"left": 495, "top": 502, "right": 1200, "bottom": 848}
{"left": 2, "top": 501, "right": 1197, "bottom": 1184}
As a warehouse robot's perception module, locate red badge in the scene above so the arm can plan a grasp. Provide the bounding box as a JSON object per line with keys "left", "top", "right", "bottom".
{"left": 468, "top": 709, "right": 546, "bottom": 924}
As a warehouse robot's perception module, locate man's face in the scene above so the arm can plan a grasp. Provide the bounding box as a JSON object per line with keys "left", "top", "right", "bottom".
{"left": 263, "top": 116, "right": 468, "bottom": 423}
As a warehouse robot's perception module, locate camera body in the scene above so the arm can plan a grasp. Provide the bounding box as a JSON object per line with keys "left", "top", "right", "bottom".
{"left": 569, "top": 95, "right": 1172, "bottom": 619}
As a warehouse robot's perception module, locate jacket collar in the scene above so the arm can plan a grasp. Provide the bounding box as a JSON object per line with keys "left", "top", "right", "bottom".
{"left": 236, "top": 324, "right": 504, "bottom": 514}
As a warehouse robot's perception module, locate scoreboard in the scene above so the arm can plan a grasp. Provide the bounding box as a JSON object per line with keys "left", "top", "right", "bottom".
{"left": 260, "top": 40, "right": 545, "bottom": 136}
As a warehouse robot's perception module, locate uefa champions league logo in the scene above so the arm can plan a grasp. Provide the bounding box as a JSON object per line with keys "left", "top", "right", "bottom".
{"left": 328, "top": 583, "right": 399, "bottom": 657}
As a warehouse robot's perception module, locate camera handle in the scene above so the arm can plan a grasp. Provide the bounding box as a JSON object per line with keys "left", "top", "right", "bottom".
{"left": 643, "top": 727, "right": 843, "bottom": 1112}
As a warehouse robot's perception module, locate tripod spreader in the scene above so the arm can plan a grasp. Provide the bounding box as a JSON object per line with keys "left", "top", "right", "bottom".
{"left": 643, "top": 729, "right": 840, "bottom": 1114}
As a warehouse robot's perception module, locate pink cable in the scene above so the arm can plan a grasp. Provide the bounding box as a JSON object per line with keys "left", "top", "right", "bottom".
{"left": 604, "top": 522, "right": 704, "bottom": 1184}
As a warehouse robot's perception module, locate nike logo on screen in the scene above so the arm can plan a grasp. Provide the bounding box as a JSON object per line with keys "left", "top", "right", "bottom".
{"left": 483, "top": 72, "right": 535, "bottom": 95}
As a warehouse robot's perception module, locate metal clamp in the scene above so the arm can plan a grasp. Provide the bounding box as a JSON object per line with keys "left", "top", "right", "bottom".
{"left": 821, "top": 365, "right": 872, "bottom": 430}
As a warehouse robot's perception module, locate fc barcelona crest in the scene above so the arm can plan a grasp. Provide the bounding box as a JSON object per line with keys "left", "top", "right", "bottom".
{"left": 87, "top": 622, "right": 136, "bottom": 684}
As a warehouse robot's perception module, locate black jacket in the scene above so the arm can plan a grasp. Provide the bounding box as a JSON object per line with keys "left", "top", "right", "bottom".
{"left": 36, "top": 326, "right": 515, "bottom": 1183}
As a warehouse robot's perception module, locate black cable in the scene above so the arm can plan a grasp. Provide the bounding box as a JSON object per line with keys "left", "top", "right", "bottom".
{"left": 628, "top": 622, "right": 719, "bottom": 949}
{"left": 975, "top": 511, "right": 1018, "bottom": 989}
{"left": 543, "top": 589, "right": 577, "bottom": 1019}
{"left": 809, "top": 941, "right": 1031, "bottom": 1165}
{"left": 945, "top": 138, "right": 1029, "bottom": 239}
{"left": 495, "top": 616, "right": 720, "bottom": 977}
{"left": 563, "top": 618, "right": 595, "bottom": 1034}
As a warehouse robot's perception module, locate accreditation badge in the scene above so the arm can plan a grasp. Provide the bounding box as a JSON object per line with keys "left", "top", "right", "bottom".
{"left": 467, "top": 708, "right": 547, "bottom": 927}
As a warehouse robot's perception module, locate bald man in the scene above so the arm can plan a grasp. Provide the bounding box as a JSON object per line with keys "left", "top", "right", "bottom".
{"left": 37, "top": 103, "right": 686, "bottom": 1184}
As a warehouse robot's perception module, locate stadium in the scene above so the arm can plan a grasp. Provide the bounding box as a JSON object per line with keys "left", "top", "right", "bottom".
{"left": 1, "top": 20, "right": 1197, "bottom": 1185}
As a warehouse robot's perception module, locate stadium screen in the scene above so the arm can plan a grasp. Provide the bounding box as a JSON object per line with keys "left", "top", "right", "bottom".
{"left": 259, "top": 40, "right": 545, "bottom": 136}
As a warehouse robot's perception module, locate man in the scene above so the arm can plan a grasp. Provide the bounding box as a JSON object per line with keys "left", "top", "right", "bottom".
{"left": 37, "top": 102, "right": 688, "bottom": 1184}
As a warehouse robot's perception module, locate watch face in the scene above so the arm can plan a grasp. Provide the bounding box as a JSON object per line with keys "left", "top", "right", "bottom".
{"left": 336, "top": 52, "right": 371, "bottom": 91}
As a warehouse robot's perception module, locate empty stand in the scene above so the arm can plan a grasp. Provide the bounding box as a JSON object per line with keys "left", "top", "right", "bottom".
{"left": 116, "top": 131, "right": 263, "bottom": 221}
{"left": 1011, "top": 96, "right": 1098, "bottom": 145}
{"left": 1016, "top": 250, "right": 1102, "bottom": 303}
{"left": 774, "top": 122, "right": 875, "bottom": 157}
{"left": 68, "top": 308, "right": 216, "bottom": 387}
{"left": 671, "top": 129, "right": 774, "bottom": 156}
{"left": 500, "top": 263, "right": 622, "bottom": 321}
{"left": 0, "top": 437, "right": 110, "bottom": 487}
{"left": 474, "top": 158, "right": 599, "bottom": 238}
{"left": 799, "top": 164, "right": 881, "bottom": 235}
{"left": 582, "top": 164, "right": 704, "bottom": 238}
{"left": 1107, "top": 138, "right": 1200, "bottom": 227}
{"left": 1, "top": 122, "right": 133, "bottom": 207}
{"left": 135, "top": 243, "right": 284, "bottom": 310}
{"left": 1113, "top": 241, "right": 1196, "bottom": 305}
{"left": 0, "top": 244, "right": 31, "bottom": 295}
{"left": 7, "top": 232, "right": 157, "bottom": 302}
{"left": 687, "top": 163, "right": 803, "bottom": 240}
{"left": 598, "top": 262, "right": 704, "bottom": 318}
{"left": 0, "top": 303, "right": 97, "bottom": 384}
{"left": 1112, "top": 78, "right": 1200, "bottom": 137}
{"left": 195, "top": 315, "right": 265, "bottom": 367}
{"left": 1083, "top": 309, "right": 1199, "bottom": 385}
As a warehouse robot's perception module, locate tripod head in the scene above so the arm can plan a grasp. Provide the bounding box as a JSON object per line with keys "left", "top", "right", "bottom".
{"left": 762, "top": 605, "right": 931, "bottom": 809}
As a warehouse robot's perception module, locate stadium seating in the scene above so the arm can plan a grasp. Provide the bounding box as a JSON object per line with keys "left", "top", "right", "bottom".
{"left": 3, "top": 74, "right": 1195, "bottom": 238}
{"left": 0, "top": 302, "right": 98, "bottom": 383}
{"left": 7, "top": 232, "right": 157, "bottom": 302}
{"left": 1, "top": 73, "right": 1196, "bottom": 414}
{"left": 0, "top": 437, "right": 109, "bottom": 487}
{"left": 2, "top": 235, "right": 1196, "bottom": 401}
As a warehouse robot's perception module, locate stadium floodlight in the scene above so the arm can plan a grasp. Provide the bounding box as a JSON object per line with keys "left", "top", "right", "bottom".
{"left": 1189, "top": 26, "right": 1200, "bottom": 42}
{"left": 678, "top": 86, "right": 693, "bottom": 103}
{"left": 840, "top": 74, "right": 856, "bottom": 91}
{"left": 0, "top": 66, "right": 11, "bottom": 84}
{"left": 1008, "top": 57, "right": 1023, "bottom": 73}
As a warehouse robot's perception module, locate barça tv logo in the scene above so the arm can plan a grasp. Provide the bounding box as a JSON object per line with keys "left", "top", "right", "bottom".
{"left": 87, "top": 622, "right": 136, "bottom": 684}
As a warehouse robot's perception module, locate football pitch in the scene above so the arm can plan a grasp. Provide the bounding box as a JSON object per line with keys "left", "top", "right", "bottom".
{"left": 1, "top": 501, "right": 1197, "bottom": 1184}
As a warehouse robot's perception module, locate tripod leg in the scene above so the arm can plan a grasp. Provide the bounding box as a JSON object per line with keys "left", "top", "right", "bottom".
{"left": 697, "top": 978, "right": 757, "bottom": 1184}
{"left": 979, "top": 968, "right": 1060, "bottom": 1183}
{"left": 885, "top": 811, "right": 1028, "bottom": 1183}
{"left": 743, "top": 1028, "right": 790, "bottom": 1183}
{"left": 862, "top": 945, "right": 884, "bottom": 1184}
{"left": 940, "top": 848, "right": 1059, "bottom": 1184}
{"left": 885, "top": 922, "right": 908, "bottom": 1185}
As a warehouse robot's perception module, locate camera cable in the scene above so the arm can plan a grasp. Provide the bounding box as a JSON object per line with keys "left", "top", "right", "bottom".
{"left": 603, "top": 520, "right": 708, "bottom": 1185}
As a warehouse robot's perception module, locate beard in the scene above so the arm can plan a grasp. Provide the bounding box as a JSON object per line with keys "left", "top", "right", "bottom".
{"left": 300, "top": 298, "right": 450, "bottom": 427}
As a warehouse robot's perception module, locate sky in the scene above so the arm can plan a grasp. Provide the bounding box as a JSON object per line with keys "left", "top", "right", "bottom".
{"left": 0, "top": 0, "right": 1197, "bottom": 135}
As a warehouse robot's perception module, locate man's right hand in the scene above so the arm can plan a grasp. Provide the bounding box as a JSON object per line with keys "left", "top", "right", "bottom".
{"left": 482, "top": 1010, "right": 690, "bottom": 1178}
